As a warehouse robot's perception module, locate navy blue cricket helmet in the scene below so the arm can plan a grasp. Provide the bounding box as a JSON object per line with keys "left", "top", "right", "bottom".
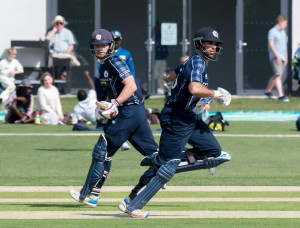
{"left": 193, "top": 27, "right": 223, "bottom": 61}
{"left": 193, "top": 27, "right": 223, "bottom": 44}
{"left": 89, "top": 29, "right": 115, "bottom": 59}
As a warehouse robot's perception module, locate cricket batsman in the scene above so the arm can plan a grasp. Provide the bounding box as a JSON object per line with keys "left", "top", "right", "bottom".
{"left": 118, "top": 27, "right": 232, "bottom": 218}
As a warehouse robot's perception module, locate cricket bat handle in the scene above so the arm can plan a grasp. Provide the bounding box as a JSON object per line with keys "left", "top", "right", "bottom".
{"left": 96, "top": 101, "right": 107, "bottom": 109}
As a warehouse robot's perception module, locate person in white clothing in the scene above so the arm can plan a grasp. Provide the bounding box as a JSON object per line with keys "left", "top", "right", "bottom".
{"left": 72, "top": 71, "right": 130, "bottom": 150}
{"left": 73, "top": 71, "right": 99, "bottom": 130}
{"left": 36, "top": 72, "right": 64, "bottom": 124}
{"left": 0, "top": 47, "right": 24, "bottom": 109}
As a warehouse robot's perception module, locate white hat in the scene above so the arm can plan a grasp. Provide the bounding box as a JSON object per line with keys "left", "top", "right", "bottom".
{"left": 51, "top": 15, "right": 68, "bottom": 26}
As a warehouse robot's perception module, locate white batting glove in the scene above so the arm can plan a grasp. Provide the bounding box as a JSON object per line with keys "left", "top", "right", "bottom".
{"left": 95, "top": 107, "right": 108, "bottom": 124}
{"left": 212, "top": 87, "right": 231, "bottom": 106}
{"left": 193, "top": 97, "right": 212, "bottom": 114}
{"left": 161, "top": 76, "right": 173, "bottom": 91}
{"left": 101, "top": 99, "right": 119, "bottom": 119}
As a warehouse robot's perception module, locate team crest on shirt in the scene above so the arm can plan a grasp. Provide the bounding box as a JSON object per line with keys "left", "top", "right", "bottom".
{"left": 104, "top": 70, "right": 109, "bottom": 78}
{"left": 120, "top": 55, "right": 126, "bottom": 60}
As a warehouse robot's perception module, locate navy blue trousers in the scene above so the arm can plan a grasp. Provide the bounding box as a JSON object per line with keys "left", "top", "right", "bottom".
{"left": 156, "top": 105, "right": 221, "bottom": 165}
{"left": 104, "top": 104, "right": 158, "bottom": 157}
{"left": 129, "top": 105, "right": 221, "bottom": 198}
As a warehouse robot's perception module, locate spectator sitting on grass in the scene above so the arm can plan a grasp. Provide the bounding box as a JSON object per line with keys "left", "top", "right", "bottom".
{"left": 36, "top": 72, "right": 64, "bottom": 125}
{"left": 72, "top": 71, "right": 103, "bottom": 131}
{"left": 5, "top": 79, "right": 34, "bottom": 124}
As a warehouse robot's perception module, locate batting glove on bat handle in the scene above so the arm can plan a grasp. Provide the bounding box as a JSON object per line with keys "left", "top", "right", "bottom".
{"left": 101, "top": 100, "right": 119, "bottom": 119}
{"left": 213, "top": 87, "right": 231, "bottom": 106}
{"left": 111, "top": 99, "right": 120, "bottom": 107}
{"left": 95, "top": 107, "right": 108, "bottom": 124}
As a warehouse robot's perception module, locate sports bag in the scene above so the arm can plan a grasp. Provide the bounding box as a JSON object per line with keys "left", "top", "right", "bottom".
{"left": 205, "top": 111, "right": 229, "bottom": 131}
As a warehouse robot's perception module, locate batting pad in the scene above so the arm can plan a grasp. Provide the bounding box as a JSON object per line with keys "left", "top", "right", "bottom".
{"left": 80, "top": 135, "right": 107, "bottom": 200}
{"left": 127, "top": 159, "right": 180, "bottom": 211}
{"left": 176, "top": 151, "right": 231, "bottom": 173}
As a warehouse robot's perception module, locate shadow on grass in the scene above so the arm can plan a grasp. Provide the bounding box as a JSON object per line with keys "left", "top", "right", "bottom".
{"left": 35, "top": 148, "right": 90, "bottom": 152}
{"left": 29, "top": 204, "right": 83, "bottom": 208}
{"left": 26, "top": 203, "right": 117, "bottom": 209}
{"left": 86, "top": 213, "right": 129, "bottom": 218}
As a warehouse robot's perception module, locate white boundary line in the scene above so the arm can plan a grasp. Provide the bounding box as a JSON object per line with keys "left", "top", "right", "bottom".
{"left": 1, "top": 133, "right": 300, "bottom": 137}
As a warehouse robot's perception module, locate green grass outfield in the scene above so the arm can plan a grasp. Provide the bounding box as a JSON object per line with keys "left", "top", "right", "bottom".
{"left": 29, "top": 95, "right": 300, "bottom": 113}
{"left": 0, "top": 219, "right": 299, "bottom": 228}
{"left": 0, "top": 97, "right": 300, "bottom": 226}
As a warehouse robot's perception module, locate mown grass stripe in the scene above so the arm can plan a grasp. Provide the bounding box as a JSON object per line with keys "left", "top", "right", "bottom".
{"left": 1, "top": 133, "right": 300, "bottom": 138}
{"left": 1, "top": 186, "right": 300, "bottom": 192}
{"left": 0, "top": 210, "right": 300, "bottom": 219}
{"left": 0, "top": 202, "right": 299, "bottom": 211}
{"left": 2, "top": 191, "right": 300, "bottom": 199}
{"left": 1, "top": 198, "right": 300, "bottom": 202}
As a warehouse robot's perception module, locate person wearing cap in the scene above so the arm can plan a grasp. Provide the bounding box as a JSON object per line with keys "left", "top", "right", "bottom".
{"left": 111, "top": 30, "right": 135, "bottom": 77}
{"left": 4, "top": 79, "right": 34, "bottom": 124}
{"left": 119, "top": 27, "right": 232, "bottom": 218}
{"left": 0, "top": 47, "right": 24, "bottom": 108}
{"left": 68, "top": 29, "right": 158, "bottom": 211}
{"left": 96, "top": 30, "right": 136, "bottom": 150}
{"left": 46, "top": 15, "right": 80, "bottom": 80}
{"left": 97, "top": 30, "right": 135, "bottom": 77}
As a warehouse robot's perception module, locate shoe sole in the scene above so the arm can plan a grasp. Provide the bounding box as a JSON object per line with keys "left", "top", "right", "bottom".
{"left": 69, "top": 189, "right": 97, "bottom": 208}
{"left": 130, "top": 212, "right": 149, "bottom": 218}
{"left": 83, "top": 200, "right": 98, "bottom": 208}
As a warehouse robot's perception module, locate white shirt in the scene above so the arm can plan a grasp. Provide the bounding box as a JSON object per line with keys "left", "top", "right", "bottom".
{"left": 36, "top": 85, "right": 63, "bottom": 115}
{"left": 0, "top": 58, "right": 24, "bottom": 79}
{"left": 74, "top": 90, "right": 97, "bottom": 125}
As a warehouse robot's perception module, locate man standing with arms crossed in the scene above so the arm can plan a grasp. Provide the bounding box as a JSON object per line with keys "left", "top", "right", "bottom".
{"left": 69, "top": 29, "right": 158, "bottom": 207}
{"left": 264, "top": 15, "right": 289, "bottom": 102}
{"left": 119, "top": 27, "right": 232, "bottom": 218}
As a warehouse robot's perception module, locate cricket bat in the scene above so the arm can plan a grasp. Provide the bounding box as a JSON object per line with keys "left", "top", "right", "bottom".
{"left": 96, "top": 101, "right": 107, "bottom": 109}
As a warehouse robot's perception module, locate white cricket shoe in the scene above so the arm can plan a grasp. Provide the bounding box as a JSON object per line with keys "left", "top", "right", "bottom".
{"left": 121, "top": 141, "right": 130, "bottom": 151}
{"left": 219, "top": 151, "right": 231, "bottom": 160}
{"left": 129, "top": 209, "right": 149, "bottom": 218}
{"left": 119, "top": 198, "right": 149, "bottom": 218}
{"left": 118, "top": 197, "right": 131, "bottom": 213}
{"left": 208, "top": 168, "right": 215, "bottom": 175}
{"left": 68, "top": 189, "right": 99, "bottom": 208}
